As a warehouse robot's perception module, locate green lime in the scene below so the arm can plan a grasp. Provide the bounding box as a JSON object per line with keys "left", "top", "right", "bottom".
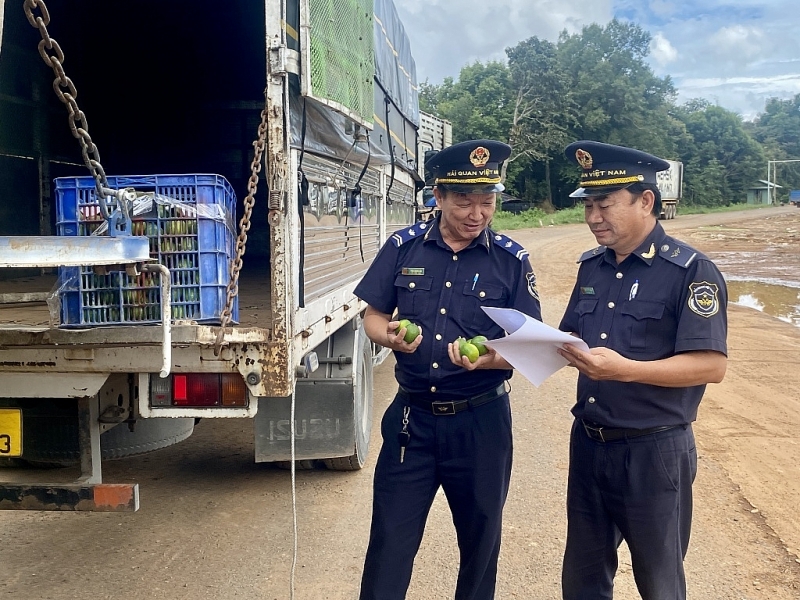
{"left": 469, "top": 335, "right": 488, "bottom": 356}
{"left": 460, "top": 342, "right": 480, "bottom": 363}
{"left": 396, "top": 319, "right": 411, "bottom": 334}
{"left": 403, "top": 322, "right": 420, "bottom": 343}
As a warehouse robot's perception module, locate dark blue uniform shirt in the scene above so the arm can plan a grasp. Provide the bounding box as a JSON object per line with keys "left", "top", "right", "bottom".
{"left": 559, "top": 222, "right": 727, "bottom": 429}
{"left": 354, "top": 217, "right": 542, "bottom": 401}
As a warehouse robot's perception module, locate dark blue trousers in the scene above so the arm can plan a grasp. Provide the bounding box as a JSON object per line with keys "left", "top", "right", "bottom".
{"left": 562, "top": 420, "right": 697, "bottom": 600}
{"left": 359, "top": 392, "right": 513, "bottom": 600}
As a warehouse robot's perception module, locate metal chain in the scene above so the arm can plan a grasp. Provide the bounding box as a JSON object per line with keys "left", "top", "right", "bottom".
{"left": 214, "top": 99, "right": 270, "bottom": 355}
{"left": 23, "top": 0, "right": 109, "bottom": 212}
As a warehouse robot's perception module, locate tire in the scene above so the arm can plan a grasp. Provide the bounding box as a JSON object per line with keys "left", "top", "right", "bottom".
{"left": 0, "top": 399, "right": 194, "bottom": 466}
{"left": 324, "top": 325, "right": 373, "bottom": 471}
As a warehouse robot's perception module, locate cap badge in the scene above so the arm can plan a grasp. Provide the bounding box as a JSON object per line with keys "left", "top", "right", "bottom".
{"left": 469, "top": 147, "right": 491, "bottom": 168}
{"left": 575, "top": 149, "right": 593, "bottom": 170}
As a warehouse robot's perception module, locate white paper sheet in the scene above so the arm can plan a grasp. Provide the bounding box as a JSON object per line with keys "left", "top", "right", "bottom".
{"left": 481, "top": 307, "right": 590, "bottom": 387}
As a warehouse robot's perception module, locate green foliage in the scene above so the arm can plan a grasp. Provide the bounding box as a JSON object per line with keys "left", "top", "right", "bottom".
{"left": 750, "top": 94, "right": 800, "bottom": 199}
{"left": 419, "top": 20, "right": 796, "bottom": 210}
{"left": 434, "top": 61, "right": 513, "bottom": 143}
{"left": 675, "top": 104, "right": 765, "bottom": 205}
{"left": 492, "top": 205, "right": 585, "bottom": 230}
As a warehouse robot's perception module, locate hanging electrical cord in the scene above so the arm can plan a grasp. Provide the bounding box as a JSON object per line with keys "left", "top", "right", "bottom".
{"left": 350, "top": 129, "right": 371, "bottom": 263}
{"left": 383, "top": 95, "right": 396, "bottom": 205}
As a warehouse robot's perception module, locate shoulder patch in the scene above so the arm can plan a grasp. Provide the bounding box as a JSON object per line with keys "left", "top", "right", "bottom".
{"left": 491, "top": 233, "right": 529, "bottom": 261}
{"left": 390, "top": 221, "right": 430, "bottom": 247}
{"left": 657, "top": 238, "right": 702, "bottom": 269}
{"left": 578, "top": 246, "right": 605, "bottom": 263}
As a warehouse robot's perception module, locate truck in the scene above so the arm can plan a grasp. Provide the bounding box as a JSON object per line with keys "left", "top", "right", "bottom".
{"left": 0, "top": 0, "right": 424, "bottom": 511}
{"left": 656, "top": 159, "right": 683, "bottom": 220}
{"left": 417, "top": 111, "right": 452, "bottom": 216}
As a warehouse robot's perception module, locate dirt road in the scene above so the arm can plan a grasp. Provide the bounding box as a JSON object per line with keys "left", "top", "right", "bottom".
{"left": 2, "top": 206, "right": 800, "bottom": 599}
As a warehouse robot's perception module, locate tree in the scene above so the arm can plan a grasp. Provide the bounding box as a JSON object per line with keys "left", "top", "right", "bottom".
{"left": 555, "top": 20, "right": 680, "bottom": 158}
{"left": 418, "top": 80, "right": 439, "bottom": 115}
{"left": 433, "top": 61, "right": 514, "bottom": 144}
{"left": 751, "top": 94, "right": 800, "bottom": 199}
{"left": 505, "top": 37, "right": 577, "bottom": 208}
{"left": 675, "top": 103, "right": 765, "bottom": 205}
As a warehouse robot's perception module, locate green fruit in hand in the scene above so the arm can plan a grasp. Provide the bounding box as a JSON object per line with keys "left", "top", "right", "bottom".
{"left": 396, "top": 319, "right": 420, "bottom": 343}
{"left": 469, "top": 335, "right": 489, "bottom": 356}
{"left": 460, "top": 342, "right": 480, "bottom": 363}
{"left": 403, "top": 323, "right": 420, "bottom": 343}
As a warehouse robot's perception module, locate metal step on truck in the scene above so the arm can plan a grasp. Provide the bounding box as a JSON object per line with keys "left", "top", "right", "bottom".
{"left": 0, "top": 0, "right": 424, "bottom": 511}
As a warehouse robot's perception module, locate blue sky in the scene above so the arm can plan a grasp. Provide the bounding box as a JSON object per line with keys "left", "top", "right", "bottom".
{"left": 395, "top": 0, "right": 800, "bottom": 120}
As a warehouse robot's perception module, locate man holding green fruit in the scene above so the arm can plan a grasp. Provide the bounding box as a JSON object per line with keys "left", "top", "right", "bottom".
{"left": 354, "top": 139, "right": 542, "bottom": 600}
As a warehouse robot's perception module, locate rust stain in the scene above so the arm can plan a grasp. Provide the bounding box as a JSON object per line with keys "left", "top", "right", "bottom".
{"left": 94, "top": 484, "right": 136, "bottom": 509}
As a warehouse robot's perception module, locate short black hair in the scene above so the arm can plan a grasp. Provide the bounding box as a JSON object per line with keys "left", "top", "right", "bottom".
{"left": 627, "top": 182, "right": 661, "bottom": 216}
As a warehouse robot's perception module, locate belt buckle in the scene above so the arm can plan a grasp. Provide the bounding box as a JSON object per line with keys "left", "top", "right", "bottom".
{"left": 431, "top": 401, "right": 456, "bottom": 416}
{"left": 582, "top": 422, "right": 606, "bottom": 442}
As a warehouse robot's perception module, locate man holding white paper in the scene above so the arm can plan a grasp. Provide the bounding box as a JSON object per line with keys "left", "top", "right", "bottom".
{"left": 557, "top": 141, "right": 728, "bottom": 600}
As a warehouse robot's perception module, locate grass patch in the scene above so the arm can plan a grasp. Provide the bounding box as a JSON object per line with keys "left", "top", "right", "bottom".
{"left": 491, "top": 202, "right": 777, "bottom": 231}
{"left": 675, "top": 203, "right": 775, "bottom": 215}
{"left": 492, "top": 205, "right": 584, "bottom": 230}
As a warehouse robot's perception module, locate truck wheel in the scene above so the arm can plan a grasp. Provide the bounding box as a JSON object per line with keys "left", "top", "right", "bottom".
{"left": 0, "top": 399, "right": 194, "bottom": 466}
{"left": 324, "top": 325, "right": 373, "bottom": 471}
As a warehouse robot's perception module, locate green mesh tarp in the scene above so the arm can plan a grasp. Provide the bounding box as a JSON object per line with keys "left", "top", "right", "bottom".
{"left": 308, "top": 0, "right": 374, "bottom": 125}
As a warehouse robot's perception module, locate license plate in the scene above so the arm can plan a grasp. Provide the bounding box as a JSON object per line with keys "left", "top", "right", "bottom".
{"left": 0, "top": 408, "right": 22, "bottom": 457}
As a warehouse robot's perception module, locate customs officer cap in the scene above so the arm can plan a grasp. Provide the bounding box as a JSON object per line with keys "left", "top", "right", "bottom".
{"left": 564, "top": 140, "right": 670, "bottom": 198}
{"left": 425, "top": 139, "right": 511, "bottom": 193}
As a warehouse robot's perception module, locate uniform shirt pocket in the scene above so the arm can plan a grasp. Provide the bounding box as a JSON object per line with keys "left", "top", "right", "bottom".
{"left": 619, "top": 300, "right": 666, "bottom": 351}
{"left": 463, "top": 282, "right": 507, "bottom": 329}
{"left": 574, "top": 297, "right": 599, "bottom": 339}
{"left": 394, "top": 275, "right": 434, "bottom": 317}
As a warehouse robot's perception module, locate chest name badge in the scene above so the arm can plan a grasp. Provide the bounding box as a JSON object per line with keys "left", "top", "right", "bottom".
{"left": 402, "top": 268, "right": 425, "bottom": 276}
{"left": 580, "top": 287, "right": 595, "bottom": 295}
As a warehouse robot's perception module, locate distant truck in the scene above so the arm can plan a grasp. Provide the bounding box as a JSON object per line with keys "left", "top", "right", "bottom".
{"left": 417, "top": 111, "right": 452, "bottom": 217}
{"left": 656, "top": 160, "right": 683, "bottom": 220}
{"left": 790, "top": 190, "right": 800, "bottom": 207}
{"left": 418, "top": 111, "right": 453, "bottom": 175}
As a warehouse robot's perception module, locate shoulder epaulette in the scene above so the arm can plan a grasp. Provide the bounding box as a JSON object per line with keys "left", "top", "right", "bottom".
{"left": 657, "top": 239, "right": 702, "bottom": 269}
{"left": 490, "top": 232, "right": 529, "bottom": 261}
{"left": 390, "top": 221, "right": 432, "bottom": 247}
{"left": 578, "top": 246, "right": 605, "bottom": 263}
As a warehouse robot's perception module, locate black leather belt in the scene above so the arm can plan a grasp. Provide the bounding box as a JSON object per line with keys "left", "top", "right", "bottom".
{"left": 398, "top": 384, "right": 506, "bottom": 416}
{"left": 581, "top": 420, "right": 681, "bottom": 442}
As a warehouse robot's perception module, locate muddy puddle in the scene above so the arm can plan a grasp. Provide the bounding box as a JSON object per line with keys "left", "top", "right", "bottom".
{"left": 712, "top": 251, "right": 800, "bottom": 328}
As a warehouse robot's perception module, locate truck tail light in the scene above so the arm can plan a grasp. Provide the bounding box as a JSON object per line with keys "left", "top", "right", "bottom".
{"left": 221, "top": 374, "right": 248, "bottom": 406}
{"left": 150, "top": 374, "right": 248, "bottom": 408}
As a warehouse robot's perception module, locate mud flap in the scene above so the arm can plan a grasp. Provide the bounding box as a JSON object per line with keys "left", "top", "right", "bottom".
{"left": 253, "top": 381, "right": 356, "bottom": 462}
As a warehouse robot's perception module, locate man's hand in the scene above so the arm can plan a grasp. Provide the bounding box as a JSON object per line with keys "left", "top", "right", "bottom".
{"left": 558, "top": 344, "right": 631, "bottom": 381}
{"left": 447, "top": 342, "right": 505, "bottom": 371}
{"left": 387, "top": 321, "right": 423, "bottom": 354}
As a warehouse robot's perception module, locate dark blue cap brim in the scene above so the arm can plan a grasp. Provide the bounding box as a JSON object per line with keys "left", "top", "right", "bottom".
{"left": 569, "top": 183, "right": 633, "bottom": 198}
{"left": 438, "top": 183, "right": 505, "bottom": 194}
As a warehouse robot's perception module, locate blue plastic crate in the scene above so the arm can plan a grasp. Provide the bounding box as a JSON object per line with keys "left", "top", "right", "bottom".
{"left": 55, "top": 174, "right": 238, "bottom": 327}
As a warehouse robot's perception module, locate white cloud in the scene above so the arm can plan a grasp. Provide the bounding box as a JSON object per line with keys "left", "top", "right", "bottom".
{"left": 395, "top": 0, "right": 800, "bottom": 117}
{"left": 650, "top": 32, "right": 678, "bottom": 66}
{"left": 395, "top": 0, "right": 612, "bottom": 83}
{"left": 709, "top": 24, "right": 765, "bottom": 63}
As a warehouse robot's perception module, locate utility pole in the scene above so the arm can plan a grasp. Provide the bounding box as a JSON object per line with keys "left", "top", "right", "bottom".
{"left": 767, "top": 159, "right": 800, "bottom": 204}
